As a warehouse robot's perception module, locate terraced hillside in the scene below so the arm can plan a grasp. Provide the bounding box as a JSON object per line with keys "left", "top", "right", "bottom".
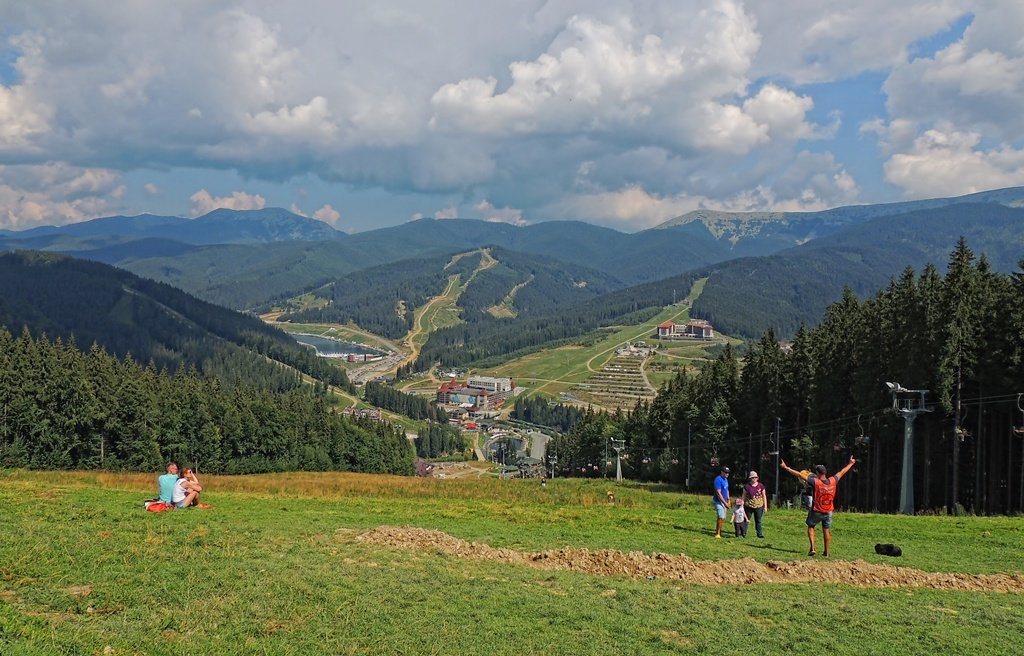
{"left": 570, "top": 354, "right": 655, "bottom": 410}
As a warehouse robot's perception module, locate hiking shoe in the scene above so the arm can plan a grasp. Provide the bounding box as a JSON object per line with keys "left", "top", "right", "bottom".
{"left": 808, "top": 550, "right": 816, "bottom": 557}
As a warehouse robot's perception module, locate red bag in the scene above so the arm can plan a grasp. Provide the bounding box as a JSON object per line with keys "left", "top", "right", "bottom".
{"left": 145, "top": 501, "right": 171, "bottom": 512}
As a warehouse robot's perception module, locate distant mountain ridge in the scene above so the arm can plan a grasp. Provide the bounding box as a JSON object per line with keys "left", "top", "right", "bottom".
{"left": 691, "top": 202, "right": 1024, "bottom": 338}
{"left": 656, "top": 186, "right": 1024, "bottom": 254}
{"left": 2, "top": 207, "right": 342, "bottom": 245}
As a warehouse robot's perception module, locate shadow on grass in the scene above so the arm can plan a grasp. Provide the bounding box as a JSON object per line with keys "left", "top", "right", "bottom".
{"left": 671, "top": 524, "right": 803, "bottom": 555}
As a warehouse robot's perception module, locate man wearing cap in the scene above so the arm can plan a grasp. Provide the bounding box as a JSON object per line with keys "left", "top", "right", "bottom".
{"left": 781, "top": 456, "right": 856, "bottom": 557}
{"left": 712, "top": 466, "right": 731, "bottom": 538}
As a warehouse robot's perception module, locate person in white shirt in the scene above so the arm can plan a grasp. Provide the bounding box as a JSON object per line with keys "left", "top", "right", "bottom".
{"left": 171, "top": 469, "right": 202, "bottom": 509}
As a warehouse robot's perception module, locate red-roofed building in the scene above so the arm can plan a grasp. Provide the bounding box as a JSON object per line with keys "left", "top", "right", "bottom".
{"left": 656, "top": 319, "right": 715, "bottom": 340}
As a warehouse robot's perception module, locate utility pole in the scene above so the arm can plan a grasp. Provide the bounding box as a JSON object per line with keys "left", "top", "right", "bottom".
{"left": 887, "top": 382, "right": 933, "bottom": 515}
{"left": 1015, "top": 394, "right": 1024, "bottom": 512}
{"left": 774, "top": 417, "right": 781, "bottom": 505}
{"left": 549, "top": 454, "right": 558, "bottom": 480}
{"left": 686, "top": 424, "right": 691, "bottom": 490}
{"left": 611, "top": 439, "right": 625, "bottom": 482}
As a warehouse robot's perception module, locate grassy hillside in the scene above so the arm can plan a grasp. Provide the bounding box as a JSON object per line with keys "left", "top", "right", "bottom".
{"left": 2, "top": 470, "right": 1022, "bottom": 655}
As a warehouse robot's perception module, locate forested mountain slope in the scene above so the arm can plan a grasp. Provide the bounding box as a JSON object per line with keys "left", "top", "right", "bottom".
{"left": 0, "top": 251, "right": 351, "bottom": 392}
{"left": 691, "top": 203, "right": 1024, "bottom": 337}
{"left": 76, "top": 218, "right": 733, "bottom": 309}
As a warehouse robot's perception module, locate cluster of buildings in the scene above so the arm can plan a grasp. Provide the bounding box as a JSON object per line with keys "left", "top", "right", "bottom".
{"left": 437, "top": 375, "right": 516, "bottom": 415}
{"left": 341, "top": 406, "right": 383, "bottom": 421}
{"left": 656, "top": 319, "right": 715, "bottom": 340}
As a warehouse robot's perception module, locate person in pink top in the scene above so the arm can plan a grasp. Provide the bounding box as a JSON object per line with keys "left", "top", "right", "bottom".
{"left": 741, "top": 471, "right": 768, "bottom": 538}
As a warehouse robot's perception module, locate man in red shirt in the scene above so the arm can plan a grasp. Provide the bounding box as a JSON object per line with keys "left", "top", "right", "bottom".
{"left": 781, "top": 456, "right": 856, "bottom": 557}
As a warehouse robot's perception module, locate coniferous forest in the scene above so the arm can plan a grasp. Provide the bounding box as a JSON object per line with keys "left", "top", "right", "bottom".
{"left": 0, "top": 328, "right": 414, "bottom": 475}
{"left": 551, "top": 241, "right": 1024, "bottom": 515}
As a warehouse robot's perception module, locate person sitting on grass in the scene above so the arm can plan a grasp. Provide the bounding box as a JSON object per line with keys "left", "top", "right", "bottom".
{"left": 171, "top": 468, "right": 202, "bottom": 509}
{"left": 181, "top": 467, "right": 202, "bottom": 505}
{"left": 781, "top": 456, "right": 856, "bottom": 558}
{"left": 158, "top": 462, "right": 179, "bottom": 504}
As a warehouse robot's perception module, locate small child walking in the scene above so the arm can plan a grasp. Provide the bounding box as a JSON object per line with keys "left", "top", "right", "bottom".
{"left": 732, "top": 498, "right": 749, "bottom": 537}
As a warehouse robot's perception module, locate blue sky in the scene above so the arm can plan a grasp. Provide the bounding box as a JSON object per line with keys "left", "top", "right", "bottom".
{"left": 1, "top": 1, "right": 1022, "bottom": 233}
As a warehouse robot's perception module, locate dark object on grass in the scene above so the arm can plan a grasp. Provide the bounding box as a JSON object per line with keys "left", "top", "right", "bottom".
{"left": 875, "top": 543, "right": 902, "bottom": 557}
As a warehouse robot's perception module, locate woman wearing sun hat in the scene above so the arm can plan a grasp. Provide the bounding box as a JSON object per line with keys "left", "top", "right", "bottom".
{"left": 742, "top": 471, "right": 768, "bottom": 538}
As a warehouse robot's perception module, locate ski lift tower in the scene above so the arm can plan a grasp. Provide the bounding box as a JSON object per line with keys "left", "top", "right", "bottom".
{"left": 886, "top": 382, "right": 932, "bottom": 515}
{"left": 611, "top": 439, "right": 625, "bottom": 482}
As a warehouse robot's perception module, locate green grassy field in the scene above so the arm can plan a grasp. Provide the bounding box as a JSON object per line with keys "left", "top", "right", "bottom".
{"left": 2, "top": 470, "right": 1021, "bottom": 655}
{"left": 481, "top": 279, "right": 729, "bottom": 400}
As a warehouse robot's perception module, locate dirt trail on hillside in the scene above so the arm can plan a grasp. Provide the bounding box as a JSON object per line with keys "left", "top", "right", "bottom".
{"left": 357, "top": 526, "right": 1024, "bottom": 592}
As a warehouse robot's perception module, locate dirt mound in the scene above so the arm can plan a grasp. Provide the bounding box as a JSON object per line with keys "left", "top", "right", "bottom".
{"left": 357, "top": 526, "right": 1024, "bottom": 592}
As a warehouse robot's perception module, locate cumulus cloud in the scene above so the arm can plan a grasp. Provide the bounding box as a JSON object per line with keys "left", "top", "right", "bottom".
{"left": 2, "top": 1, "right": 1020, "bottom": 230}
{"left": 0, "top": 163, "right": 123, "bottom": 229}
{"left": 883, "top": 124, "right": 1024, "bottom": 198}
{"left": 549, "top": 185, "right": 700, "bottom": 229}
{"left": 884, "top": 5, "right": 1024, "bottom": 141}
{"left": 473, "top": 200, "right": 525, "bottom": 225}
{"left": 865, "top": 5, "right": 1024, "bottom": 198}
{"left": 749, "top": 1, "right": 975, "bottom": 83}
{"left": 189, "top": 189, "right": 266, "bottom": 216}
{"left": 143, "top": 182, "right": 160, "bottom": 196}
{"left": 312, "top": 203, "right": 341, "bottom": 226}
{"left": 434, "top": 206, "right": 458, "bottom": 220}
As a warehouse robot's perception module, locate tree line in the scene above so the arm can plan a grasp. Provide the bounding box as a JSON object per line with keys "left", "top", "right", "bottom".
{"left": 510, "top": 395, "right": 589, "bottom": 434}
{"left": 363, "top": 381, "right": 448, "bottom": 423}
{"left": 550, "top": 240, "right": 1024, "bottom": 515}
{"left": 415, "top": 422, "right": 468, "bottom": 459}
{"left": 0, "top": 328, "right": 414, "bottom": 475}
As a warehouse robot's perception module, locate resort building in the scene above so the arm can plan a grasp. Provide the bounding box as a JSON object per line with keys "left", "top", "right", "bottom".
{"left": 656, "top": 319, "right": 715, "bottom": 340}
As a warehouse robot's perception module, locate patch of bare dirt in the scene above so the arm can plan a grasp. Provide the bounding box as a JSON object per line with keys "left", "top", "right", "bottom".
{"left": 357, "top": 526, "right": 1024, "bottom": 592}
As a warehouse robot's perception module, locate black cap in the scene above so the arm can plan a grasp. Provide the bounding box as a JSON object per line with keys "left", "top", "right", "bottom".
{"left": 814, "top": 464, "right": 827, "bottom": 475}
{"left": 722, "top": 466, "right": 731, "bottom": 474}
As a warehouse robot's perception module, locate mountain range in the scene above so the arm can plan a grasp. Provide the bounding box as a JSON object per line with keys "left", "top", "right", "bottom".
{"left": 3, "top": 187, "right": 1024, "bottom": 349}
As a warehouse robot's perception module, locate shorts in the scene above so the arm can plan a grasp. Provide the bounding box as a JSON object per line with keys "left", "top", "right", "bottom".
{"left": 806, "top": 510, "right": 832, "bottom": 529}
{"left": 174, "top": 499, "right": 187, "bottom": 509}
{"left": 714, "top": 501, "right": 728, "bottom": 520}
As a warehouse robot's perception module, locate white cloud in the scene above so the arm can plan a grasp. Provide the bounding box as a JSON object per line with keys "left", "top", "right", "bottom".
{"left": 0, "top": 163, "right": 123, "bottom": 229}
{"left": 550, "top": 185, "right": 700, "bottom": 228}
{"left": 2, "top": 1, "right": 1021, "bottom": 230}
{"left": 473, "top": 200, "right": 525, "bottom": 226}
{"left": 883, "top": 124, "right": 1024, "bottom": 198}
{"left": 143, "top": 182, "right": 160, "bottom": 196}
{"left": 884, "top": 5, "right": 1024, "bottom": 141}
{"left": 312, "top": 203, "right": 340, "bottom": 226}
{"left": 243, "top": 96, "right": 338, "bottom": 141}
{"left": 749, "top": 1, "right": 975, "bottom": 83}
{"left": 189, "top": 189, "right": 266, "bottom": 216}
{"left": 866, "top": 5, "right": 1024, "bottom": 198}
{"left": 433, "top": 206, "right": 458, "bottom": 220}
{"left": 289, "top": 203, "right": 307, "bottom": 217}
